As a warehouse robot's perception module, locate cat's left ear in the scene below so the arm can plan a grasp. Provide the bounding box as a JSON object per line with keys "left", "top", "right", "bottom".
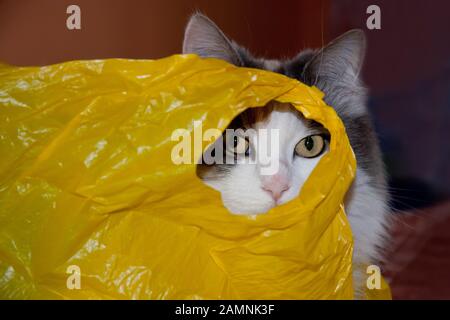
{"left": 303, "top": 29, "right": 366, "bottom": 84}
{"left": 182, "top": 13, "right": 242, "bottom": 65}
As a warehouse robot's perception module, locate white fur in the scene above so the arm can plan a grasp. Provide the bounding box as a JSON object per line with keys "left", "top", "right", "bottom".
{"left": 262, "top": 60, "right": 281, "bottom": 72}
{"left": 345, "top": 169, "right": 389, "bottom": 297}
{"left": 203, "top": 104, "right": 325, "bottom": 215}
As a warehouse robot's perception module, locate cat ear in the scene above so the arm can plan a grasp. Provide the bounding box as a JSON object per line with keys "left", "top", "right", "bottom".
{"left": 303, "top": 29, "right": 366, "bottom": 85}
{"left": 183, "top": 13, "right": 242, "bottom": 65}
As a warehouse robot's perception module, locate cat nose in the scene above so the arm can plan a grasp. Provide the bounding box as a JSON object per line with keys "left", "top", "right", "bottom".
{"left": 261, "top": 176, "right": 290, "bottom": 201}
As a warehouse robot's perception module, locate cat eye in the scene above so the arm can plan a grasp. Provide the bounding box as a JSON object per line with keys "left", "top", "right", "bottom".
{"left": 295, "top": 135, "right": 326, "bottom": 158}
{"left": 227, "top": 136, "right": 249, "bottom": 156}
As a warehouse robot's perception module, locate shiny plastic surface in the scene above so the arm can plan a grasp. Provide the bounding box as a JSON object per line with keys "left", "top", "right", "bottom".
{"left": 0, "top": 55, "right": 390, "bottom": 299}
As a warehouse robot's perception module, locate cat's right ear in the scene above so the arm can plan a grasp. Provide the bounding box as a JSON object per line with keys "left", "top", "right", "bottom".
{"left": 303, "top": 29, "right": 366, "bottom": 85}
{"left": 183, "top": 13, "right": 242, "bottom": 66}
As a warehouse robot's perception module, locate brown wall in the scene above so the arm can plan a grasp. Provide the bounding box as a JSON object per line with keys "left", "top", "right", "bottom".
{"left": 0, "top": 0, "right": 329, "bottom": 66}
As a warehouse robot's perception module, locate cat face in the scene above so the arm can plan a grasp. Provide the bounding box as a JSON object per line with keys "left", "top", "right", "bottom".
{"left": 183, "top": 13, "right": 382, "bottom": 215}
{"left": 198, "top": 102, "right": 329, "bottom": 215}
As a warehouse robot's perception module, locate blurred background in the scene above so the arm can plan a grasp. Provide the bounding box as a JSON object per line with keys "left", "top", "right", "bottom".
{"left": 1, "top": 0, "right": 449, "bottom": 299}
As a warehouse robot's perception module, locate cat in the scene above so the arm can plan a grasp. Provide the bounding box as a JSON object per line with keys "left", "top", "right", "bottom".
{"left": 182, "top": 13, "right": 390, "bottom": 298}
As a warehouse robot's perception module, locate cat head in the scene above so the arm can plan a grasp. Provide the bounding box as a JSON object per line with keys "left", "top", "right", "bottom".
{"left": 183, "top": 13, "right": 377, "bottom": 215}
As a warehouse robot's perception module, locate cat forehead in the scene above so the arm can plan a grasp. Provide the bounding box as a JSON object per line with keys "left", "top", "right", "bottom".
{"left": 256, "top": 108, "right": 304, "bottom": 130}
{"left": 247, "top": 103, "right": 310, "bottom": 131}
{"left": 234, "top": 102, "right": 326, "bottom": 145}
{"left": 262, "top": 59, "right": 282, "bottom": 72}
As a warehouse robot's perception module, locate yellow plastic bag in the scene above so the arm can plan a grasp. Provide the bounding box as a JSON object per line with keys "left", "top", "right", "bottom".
{"left": 0, "top": 55, "right": 389, "bottom": 299}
